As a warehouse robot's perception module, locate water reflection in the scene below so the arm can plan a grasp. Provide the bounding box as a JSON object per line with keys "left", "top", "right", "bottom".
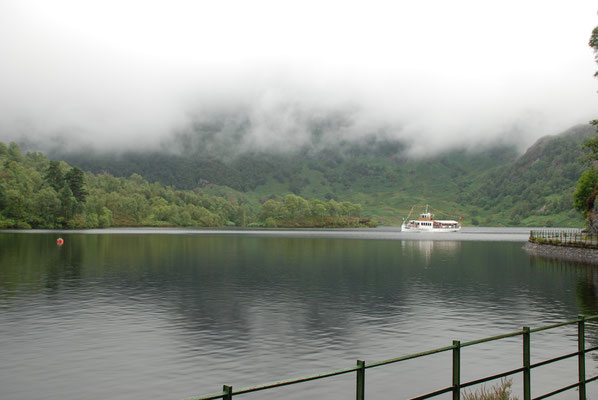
{"left": 401, "top": 240, "right": 462, "bottom": 267}
{"left": 526, "top": 255, "right": 598, "bottom": 371}
{"left": 0, "top": 231, "right": 597, "bottom": 400}
{"left": 576, "top": 268, "right": 598, "bottom": 316}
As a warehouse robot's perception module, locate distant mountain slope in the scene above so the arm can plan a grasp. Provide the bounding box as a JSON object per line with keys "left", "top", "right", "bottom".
{"left": 53, "top": 138, "right": 517, "bottom": 192}
{"left": 463, "top": 124, "right": 594, "bottom": 226}
{"left": 50, "top": 124, "right": 595, "bottom": 227}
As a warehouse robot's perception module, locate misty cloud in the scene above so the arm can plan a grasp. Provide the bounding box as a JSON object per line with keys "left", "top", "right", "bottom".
{"left": 0, "top": 0, "right": 597, "bottom": 156}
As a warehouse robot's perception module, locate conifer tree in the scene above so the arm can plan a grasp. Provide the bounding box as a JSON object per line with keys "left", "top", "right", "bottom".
{"left": 45, "top": 161, "right": 65, "bottom": 192}
{"left": 65, "top": 167, "right": 88, "bottom": 203}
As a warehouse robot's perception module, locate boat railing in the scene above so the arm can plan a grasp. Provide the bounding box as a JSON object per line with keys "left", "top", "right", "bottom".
{"left": 185, "top": 315, "right": 598, "bottom": 400}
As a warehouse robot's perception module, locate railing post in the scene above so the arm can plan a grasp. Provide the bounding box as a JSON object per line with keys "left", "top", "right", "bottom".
{"left": 223, "top": 385, "right": 232, "bottom": 400}
{"left": 356, "top": 360, "right": 365, "bottom": 400}
{"left": 453, "top": 340, "right": 461, "bottom": 400}
{"left": 579, "top": 315, "right": 586, "bottom": 400}
{"left": 523, "top": 326, "right": 531, "bottom": 400}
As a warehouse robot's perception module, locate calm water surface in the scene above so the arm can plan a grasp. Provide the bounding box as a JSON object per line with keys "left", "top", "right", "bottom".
{"left": 1, "top": 227, "right": 597, "bottom": 399}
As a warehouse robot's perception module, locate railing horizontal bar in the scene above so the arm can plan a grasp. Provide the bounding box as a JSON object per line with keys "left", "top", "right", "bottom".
{"left": 408, "top": 385, "right": 453, "bottom": 400}
{"left": 234, "top": 365, "right": 360, "bottom": 395}
{"left": 530, "top": 319, "right": 578, "bottom": 333}
{"left": 191, "top": 331, "right": 598, "bottom": 399}
{"left": 186, "top": 314, "right": 598, "bottom": 400}
{"left": 185, "top": 391, "right": 226, "bottom": 400}
{"left": 460, "top": 367, "right": 525, "bottom": 389}
{"left": 532, "top": 381, "right": 579, "bottom": 400}
{"left": 367, "top": 344, "right": 457, "bottom": 369}
{"left": 584, "top": 344, "right": 598, "bottom": 353}
{"left": 530, "top": 350, "right": 578, "bottom": 370}
{"left": 461, "top": 330, "right": 523, "bottom": 348}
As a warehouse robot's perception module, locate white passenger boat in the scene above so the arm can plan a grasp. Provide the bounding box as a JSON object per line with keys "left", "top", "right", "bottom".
{"left": 401, "top": 205, "right": 461, "bottom": 232}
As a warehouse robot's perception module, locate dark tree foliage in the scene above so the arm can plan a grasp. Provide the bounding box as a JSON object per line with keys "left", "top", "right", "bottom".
{"left": 44, "top": 161, "right": 64, "bottom": 191}
{"left": 65, "top": 166, "right": 88, "bottom": 203}
{"left": 574, "top": 168, "right": 598, "bottom": 217}
{"left": 587, "top": 25, "right": 598, "bottom": 133}
{"left": 590, "top": 26, "right": 598, "bottom": 77}
{"left": 575, "top": 24, "right": 598, "bottom": 220}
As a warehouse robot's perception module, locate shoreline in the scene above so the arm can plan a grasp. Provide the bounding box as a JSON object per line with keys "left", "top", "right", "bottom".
{"left": 523, "top": 241, "right": 598, "bottom": 264}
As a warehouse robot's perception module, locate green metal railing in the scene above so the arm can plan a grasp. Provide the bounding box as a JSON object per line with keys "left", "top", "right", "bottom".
{"left": 529, "top": 229, "right": 598, "bottom": 248}
{"left": 185, "top": 315, "right": 598, "bottom": 400}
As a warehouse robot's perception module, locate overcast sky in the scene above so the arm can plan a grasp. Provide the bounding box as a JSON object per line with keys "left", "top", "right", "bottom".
{"left": 0, "top": 0, "right": 597, "bottom": 154}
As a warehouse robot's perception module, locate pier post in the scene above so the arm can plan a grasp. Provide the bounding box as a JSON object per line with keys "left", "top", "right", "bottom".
{"left": 453, "top": 340, "right": 461, "bottom": 400}
{"left": 356, "top": 360, "right": 365, "bottom": 400}
{"left": 223, "top": 385, "right": 232, "bottom": 400}
{"left": 523, "top": 327, "right": 531, "bottom": 400}
{"left": 578, "top": 316, "right": 586, "bottom": 400}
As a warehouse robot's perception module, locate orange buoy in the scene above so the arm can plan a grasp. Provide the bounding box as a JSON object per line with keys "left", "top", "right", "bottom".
{"left": 56, "top": 238, "right": 64, "bottom": 246}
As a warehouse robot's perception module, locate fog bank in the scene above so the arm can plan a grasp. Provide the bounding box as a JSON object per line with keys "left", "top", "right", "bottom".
{"left": 1, "top": 0, "right": 597, "bottom": 156}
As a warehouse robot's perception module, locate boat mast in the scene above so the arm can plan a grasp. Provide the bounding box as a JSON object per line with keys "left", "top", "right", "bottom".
{"left": 405, "top": 205, "right": 415, "bottom": 222}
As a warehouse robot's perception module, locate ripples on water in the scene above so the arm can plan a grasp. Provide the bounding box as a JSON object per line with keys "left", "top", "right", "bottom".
{"left": 0, "top": 227, "right": 597, "bottom": 400}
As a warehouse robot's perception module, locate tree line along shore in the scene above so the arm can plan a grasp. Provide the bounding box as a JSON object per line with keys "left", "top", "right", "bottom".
{"left": 0, "top": 142, "right": 372, "bottom": 230}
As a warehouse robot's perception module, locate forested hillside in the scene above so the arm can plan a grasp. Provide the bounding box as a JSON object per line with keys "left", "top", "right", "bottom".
{"left": 463, "top": 124, "right": 594, "bottom": 226}
{"left": 48, "top": 124, "right": 595, "bottom": 227}
{"left": 0, "top": 143, "right": 368, "bottom": 229}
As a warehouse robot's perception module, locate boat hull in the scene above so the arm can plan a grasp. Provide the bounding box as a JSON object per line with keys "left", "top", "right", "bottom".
{"left": 401, "top": 225, "right": 461, "bottom": 233}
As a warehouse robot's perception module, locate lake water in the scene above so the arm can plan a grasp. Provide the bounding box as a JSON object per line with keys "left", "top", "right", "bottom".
{"left": 1, "top": 227, "right": 597, "bottom": 399}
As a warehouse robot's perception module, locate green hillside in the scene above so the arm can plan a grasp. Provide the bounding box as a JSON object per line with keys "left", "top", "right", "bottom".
{"left": 50, "top": 124, "right": 595, "bottom": 227}
{"left": 0, "top": 143, "right": 368, "bottom": 229}
{"left": 464, "top": 125, "right": 593, "bottom": 227}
